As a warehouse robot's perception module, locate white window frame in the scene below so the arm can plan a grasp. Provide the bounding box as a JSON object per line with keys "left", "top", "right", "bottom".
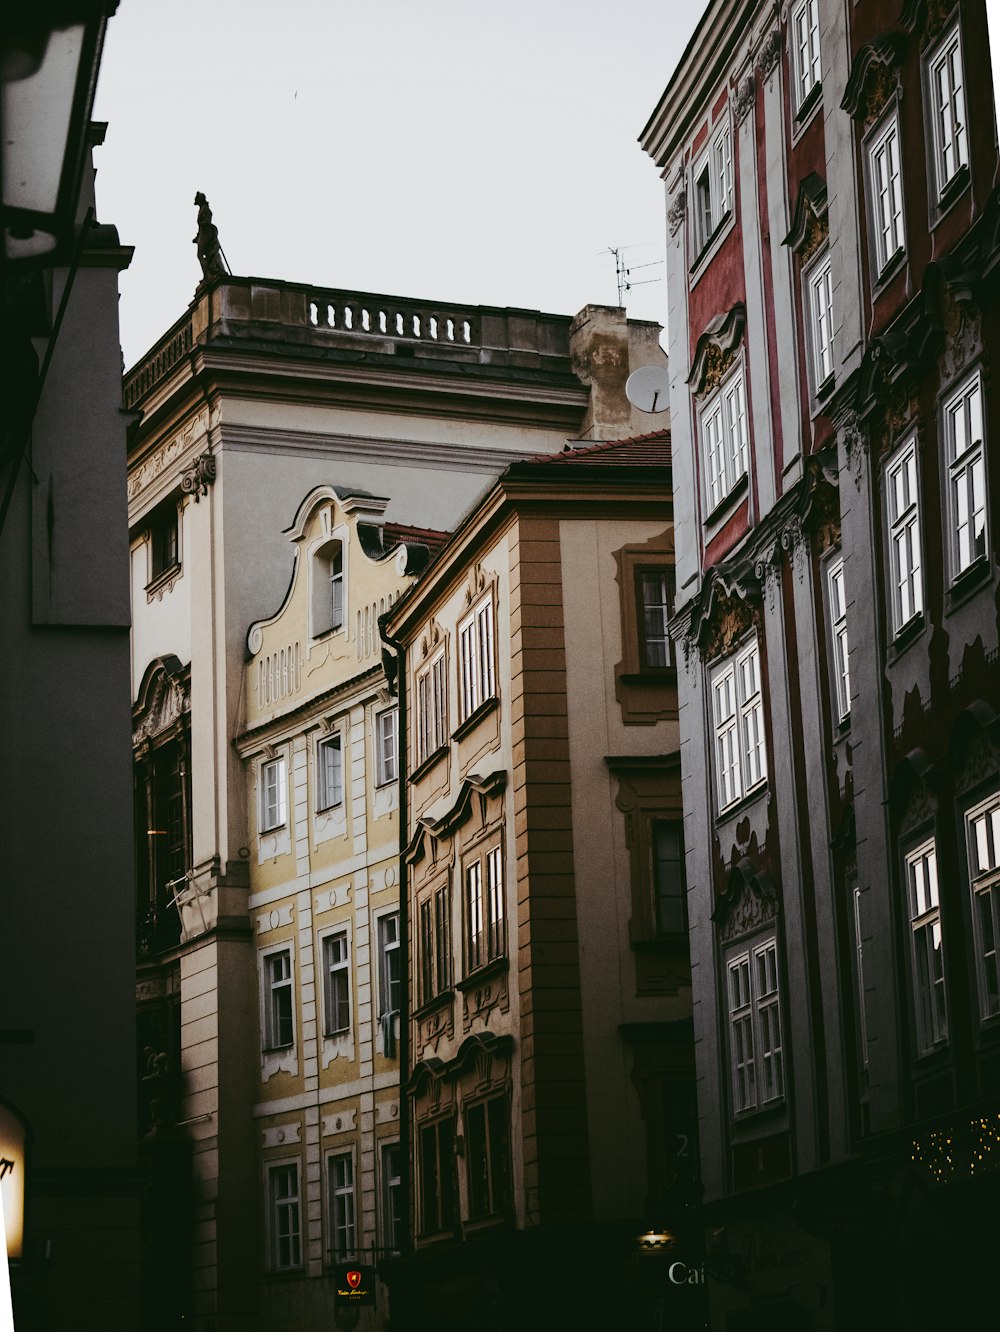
{"left": 827, "top": 555, "right": 851, "bottom": 724}
{"left": 465, "top": 844, "right": 505, "bottom": 975}
{"left": 867, "top": 110, "right": 905, "bottom": 276}
{"left": 691, "top": 120, "right": 734, "bottom": 258}
{"left": 943, "top": 370, "right": 988, "bottom": 579}
{"left": 925, "top": 21, "right": 969, "bottom": 201}
{"left": 328, "top": 1150, "right": 356, "bottom": 1262}
{"left": 375, "top": 706, "right": 398, "bottom": 786}
{"left": 851, "top": 881, "right": 870, "bottom": 1071}
{"left": 458, "top": 596, "right": 496, "bottom": 721}
{"left": 262, "top": 945, "right": 295, "bottom": 1051}
{"left": 727, "top": 937, "right": 784, "bottom": 1115}
{"left": 638, "top": 568, "right": 672, "bottom": 669}
{"left": 905, "top": 839, "right": 948, "bottom": 1054}
{"left": 381, "top": 1140, "right": 402, "bottom": 1254}
{"left": 885, "top": 437, "right": 923, "bottom": 634}
{"left": 418, "top": 879, "right": 452, "bottom": 1006}
{"left": 416, "top": 648, "right": 448, "bottom": 764}
{"left": 700, "top": 359, "right": 749, "bottom": 512}
{"left": 791, "top": 0, "right": 821, "bottom": 111}
{"left": 804, "top": 247, "right": 834, "bottom": 392}
{"left": 378, "top": 911, "right": 400, "bottom": 1017}
{"left": 321, "top": 929, "right": 351, "bottom": 1037}
{"left": 311, "top": 537, "right": 346, "bottom": 639}
{"left": 259, "top": 755, "right": 288, "bottom": 833}
{"left": 316, "top": 733, "right": 343, "bottom": 812}
{"left": 266, "top": 1160, "right": 303, "bottom": 1271}
{"left": 711, "top": 636, "right": 767, "bottom": 813}
{"left": 967, "top": 792, "right": 1000, "bottom": 1023}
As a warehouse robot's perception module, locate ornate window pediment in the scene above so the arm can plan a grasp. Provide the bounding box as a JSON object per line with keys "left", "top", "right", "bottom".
{"left": 687, "top": 304, "right": 747, "bottom": 396}
{"left": 841, "top": 33, "right": 907, "bottom": 127}
{"left": 712, "top": 857, "right": 778, "bottom": 944}
{"left": 685, "top": 561, "right": 761, "bottom": 662}
{"left": 133, "top": 655, "right": 191, "bottom": 749}
{"left": 783, "top": 173, "right": 829, "bottom": 261}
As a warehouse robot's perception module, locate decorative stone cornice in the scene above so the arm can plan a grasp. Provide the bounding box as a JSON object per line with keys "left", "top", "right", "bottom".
{"left": 687, "top": 303, "right": 747, "bottom": 394}
{"left": 667, "top": 189, "right": 687, "bottom": 238}
{"left": 733, "top": 74, "right": 756, "bottom": 122}
{"left": 132, "top": 655, "right": 191, "bottom": 749}
{"left": 180, "top": 450, "right": 216, "bottom": 502}
{"left": 756, "top": 27, "right": 783, "bottom": 80}
{"left": 783, "top": 174, "right": 829, "bottom": 256}
{"left": 841, "top": 33, "right": 906, "bottom": 124}
{"left": 901, "top": 0, "right": 958, "bottom": 49}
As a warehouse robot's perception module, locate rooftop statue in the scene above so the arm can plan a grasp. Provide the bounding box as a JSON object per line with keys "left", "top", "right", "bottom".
{"left": 193, "top": 191, "right": 229, "bottom": 282}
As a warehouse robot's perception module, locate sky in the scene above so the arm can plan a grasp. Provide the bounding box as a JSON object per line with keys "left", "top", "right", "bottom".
{"left": 90, "top": 0, "right": 702, "bottom": 370}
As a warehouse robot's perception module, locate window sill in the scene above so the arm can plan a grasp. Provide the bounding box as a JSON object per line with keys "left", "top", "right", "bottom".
{"left": 409, "top": 744, "right": 449, "bottom": 785}
{"left": 462, "top": 1210, "right": 511, "bottom": 1237}
{"left": 260, "top": 822, "right": 288, "bottom": 836}
{"left": 931, "top": 164, "right": 970, "bottom": 226}
{"left": 872, "top": 246, "right": 906, "bottom": 295}
{"left": 311, "top": 624, "right": 346, "bottom": 644}
{"left": 145, "top": 562, "right": 182, "bottom": 599}
{"left": 263, "top": 1043, "right": 294, "bottom": 1055}
{"left": 886, "top": 612, "right": 926, "bottom": 663}
{"left": 412, "top": 990, "right": 455, "bottom": 1022}
{"left": 731, "top": 1098, "right": 787, "bottom": 1136}
{"left": 715, "top": 781, "right": 768, "bottom": 826}
{"left": 689, "top": 208, "right": 735, "bottom": 286}
{"left": 944, "top": 557, "right": 992, "bottom": 614}
{"left": 811, "top": 372, "right": 836, "bottom": 415}
{"left": 704, "top": 473, "right": 749, "bottom": 534}
{"left": 792, "top": 82, "right": 823, "bottom": 133}
{"left": 456, "top": 956, "right": 508, "bottom": 993}
{"left": 315, "top": 800, "right": 344, "bottom": 816}
{"left": 452, "top": 695, "right": 499, "bottom": 743}
{"left": 374, "top": 775, "right": 397, "bottom": 790}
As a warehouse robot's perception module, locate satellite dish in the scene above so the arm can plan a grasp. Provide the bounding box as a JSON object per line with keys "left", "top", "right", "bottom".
{"left": 625, "top": 365, "right": 670, "bottom": 414}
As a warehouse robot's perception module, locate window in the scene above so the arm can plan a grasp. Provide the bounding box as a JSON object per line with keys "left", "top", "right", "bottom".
{"left": 316, "top": 734, "right": 343, "bottom": 812}
{"left": 944, "top": 371, "right": 987, "bottom": 578}
{"left": 458, "top": 598, "right": 496, "bottom": 720}
{"left": 885, "top": 439, "right": 923, "bottom": 633}
{"left": 312, "top": 540, "right": 345, "bottom": 637}
{"left": 805, "top": 250, "right": 834, "bottom": 390}
{"left": 267, "top": 1163, "right": 302, "bottom": 1270}
{"left": 322, "top": 931, "right": 350, "bottom": 1036}
{"left": 465, "top": 1095, "right": 510, "bottom": 1219}
{"left": 692, "top": 122, "right": 734, "bottom": 255}
{"left": 638, "top": 570, "right": 672, "bottom": 669}
{"left": 791, "top": 0, "right": 821, "bottom": 110}
{"left": 328, "top": 1153, "right": 356, "bottom": 1260}
{"left": 418, "top": 882, "right": 451, "bottom": 1006}
{"left": 466, "top": 845, "right": 505, "bottom": 974}
{"left": 700, "top": 361, "right": 749, "bottom": 511}
{"left": 927, "top": 24, "right": 968, "bottom": 198}
{"left": 851, "top": 881, "right": 870, "bottom": 1071}
{"left": 868, "top": 114, "right": 904, "bottom": 275}
{"left": 827, "top": 556, "right": 850, "bottom": 723}
{"left": 968, "top": 794, "right": 1000, "bottom": 1022}
{"left": 264, "top": 949, "right": 294, "bottom": 1050}
{"left": 134, "top": 725, "right": 190, "bottom": 957}
{"left": 375, "top": 707, "right": 398, "bottom": 786}
{"left": 260, "top": 756, "right": 287, "bottom": 832}
{"left": 727, "top": 939, "right": 784, "bottom": 1114}
{"left": 419, "top": 1117, "right": 457, "bottom": 1235}
{"left": 712, "top": 637, "right": 767, "bottom": 812}
{"left": 416, "top": 651, "right": 448, "bottom": 764}
{"left": 381, "top": 1142, "right": 402, "bottom": 1254}
{"left": 378, "top": 912, "right": 400, "bottom": 1017}
{"left": 652, "top": 820, "right": 687, "bottom": 936}
{"left": 148, "top": 501, "right": 180, "bottom": 581}
{"left": 906, "top": 840, "right": 947, "bottom": 1053}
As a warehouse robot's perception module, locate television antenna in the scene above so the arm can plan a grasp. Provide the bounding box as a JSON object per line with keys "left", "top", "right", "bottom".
{"left": 607, "top": 246, "right": 663, "bottom": 306}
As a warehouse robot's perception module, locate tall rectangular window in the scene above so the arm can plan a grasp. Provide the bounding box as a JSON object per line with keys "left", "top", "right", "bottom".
{"left": 806, "top": 251, "right": 834, "bottom": 389}
{"left": 264, "top": 949, "right": 294, "bottom": 1050}
{"left": 260, "top": 756, "right": 287, "bottom": 832}
{"left": 852, "top": 882, "right": 870, "bottom": 1071}
{"left": 727, "top": 939, "right": 784, "bottom": 1115}
{"left": 652, "top": 820, "right": 687, "bottom": 936}
{"left": 869, "top": 115, "right": 905, "bottom": 274}
{"left": 268, "top": 1163, "right": 302, "bottom": 1270}
{"left": 381, "top": 1142, "right": 402, "bottom": 1254}
{"left": 944, "top": 371, "right": 988, "bottom": 578}
{"left": 968, "top": 794, "right": 1000, "bottom": 1022}
{"left": 378, "top": 912, "right": 400, "bottom": 1017}
{"left": 149, "top": 501, "right": 180, "bottom": 581}
{"left": 692, "top": 122, "right": 734, "bottom": 254}
{"left": 885, "top": 439, "right": 923, "bottom": 633}
{"left": 638, "top": 570, "right": 672, "bottom": 669}
{"left": 928, "top": 24, "right": 968, "bottom": 197}
{"left": 419, "top": 1117, "right": 457, "bottom": 1235}
{"left": 906, "top": 840, "right": 947, "bottom": 1053}
{"left": 701, "top": 362, "right": 749, "bottom": 511}
{"left": 458, "top": 598, "right": 496, "bottom": 721}
{"left": 465, "top": 1095, "right": 511, "bottom": 1219}
{"left": 322, "top": 931, "right": 350, "bottom": 1036}
{"left": 329, "top": 1153, "right": 356, "bottom": 1261}
{"left": 712, "top": 637, "right": 767, "bottom": 812}
{"left": 375, "top": 707, "right": 398, "bottom": 786}
{"left": 316, "top": 734, "right": 343, "bottom": 812}
{"left": 418, "top": 882, "right": 451, "bottom": 1006}
{"left": 466, "top": 846, "right": 505, "bottom": 974}
{"left": 792, "top": 0, "right": 821, "bottom": 109}
{"left": 417, "top": 651, "right": 448, "bottom": 763}
{"left": 828, "top": 556, "right": 851, "bottom": 723}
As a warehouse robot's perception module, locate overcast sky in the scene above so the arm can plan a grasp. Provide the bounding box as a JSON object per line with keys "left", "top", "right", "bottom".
{"left": 91, "top": 0, "right": 700, "bottom": 369}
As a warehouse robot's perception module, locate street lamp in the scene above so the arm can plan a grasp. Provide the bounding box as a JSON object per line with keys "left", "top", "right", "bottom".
{"left": 1, "top": 5, "right": 116, "bottom": 263}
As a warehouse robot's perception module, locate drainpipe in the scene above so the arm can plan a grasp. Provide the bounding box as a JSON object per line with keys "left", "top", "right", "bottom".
{"left": 378, "top": 611, "right": 410, "bottom": 1262}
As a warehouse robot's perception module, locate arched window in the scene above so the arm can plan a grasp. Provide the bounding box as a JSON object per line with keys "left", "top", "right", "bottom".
{"left": 312, "top": 540, "right": 345, "bottom": 637}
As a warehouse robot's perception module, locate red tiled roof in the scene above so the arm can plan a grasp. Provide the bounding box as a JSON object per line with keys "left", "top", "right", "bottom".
{"left": 521, "top": 430, "right": 671, "bottom": 466}
{"left": 382, "top": 522, "right": 451, "bottom": 559}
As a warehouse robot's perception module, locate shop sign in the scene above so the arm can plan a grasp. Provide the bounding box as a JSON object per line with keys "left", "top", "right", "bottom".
{"left": 334, "top": 1264, "right": 375, "bottom": 1306}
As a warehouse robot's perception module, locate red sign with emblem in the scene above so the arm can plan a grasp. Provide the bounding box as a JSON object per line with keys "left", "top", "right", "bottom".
{"left": 334, "top": 1264, "right": 375, "bottom": 1306}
